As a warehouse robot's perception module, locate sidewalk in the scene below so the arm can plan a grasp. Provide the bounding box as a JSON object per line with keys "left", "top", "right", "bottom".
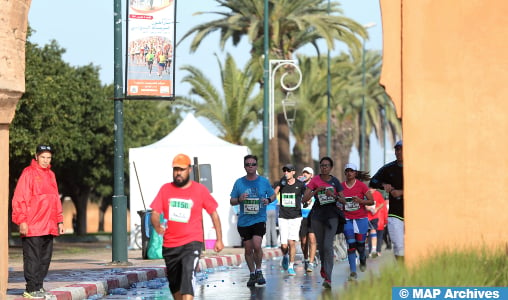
{"left": 7, "top": 240, "right": 282, "bottom": 300}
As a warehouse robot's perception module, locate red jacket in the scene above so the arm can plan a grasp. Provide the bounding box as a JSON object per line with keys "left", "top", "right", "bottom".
{"left": 12, "top": 159, "right": 63, "bottom": 237}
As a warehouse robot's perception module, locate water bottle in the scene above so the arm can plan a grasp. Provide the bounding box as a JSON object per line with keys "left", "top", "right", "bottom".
{"left": 159, "top": 219, "right": 167, "bottom": 237}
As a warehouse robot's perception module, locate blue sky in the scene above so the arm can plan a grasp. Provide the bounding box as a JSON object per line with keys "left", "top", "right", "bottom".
{"left": 28, "top": 0, "right": 392, "bottom": 170}
{"left": 28, "top": 0, "right": 383, "bottom": 86}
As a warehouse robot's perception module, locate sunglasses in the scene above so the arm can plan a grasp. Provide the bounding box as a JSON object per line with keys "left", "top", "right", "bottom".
{"left": 244, "top": 163, "right": 257, "bottom": 167}
{"left": 282, "top": 168, "right": 293, "bottom": 172}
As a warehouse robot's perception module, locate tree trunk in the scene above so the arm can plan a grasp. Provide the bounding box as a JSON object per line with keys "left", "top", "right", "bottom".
{"left": 365, "top": 136, "right": 372, "bottom": 173}
{"left": 293, "top": 134, "right": 313, "bottom": 174}
{"left": 277, "top": 113, "right": 290, "bottom": 164}
{"left": 98, "top": 196, "right": 111, "bottom": 232}
{"left": 317, "top": 116, "right": 355, "bottom": 181}
{"left": 71, "top": 189, "right": 90, "bottom": 236}
{"left": 268, "top": 115, "right": 279, "bottom": 184}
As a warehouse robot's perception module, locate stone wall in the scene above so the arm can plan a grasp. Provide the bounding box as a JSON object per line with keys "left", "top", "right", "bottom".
{"left": 380, "top": 0, "right": 508, "bottom": 265}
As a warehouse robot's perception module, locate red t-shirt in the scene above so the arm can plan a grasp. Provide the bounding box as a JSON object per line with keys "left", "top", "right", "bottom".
{"left": 368, "top": 189, "right": 385, "bottom": 221}
{"left": 150, "top": 181, "right": 218, "bottom": 248}
{"left": 377, "top": 200, "right": 389, "bottom": 230}
{"left": 341, "top": 180, "right": 369, "bottom": 219}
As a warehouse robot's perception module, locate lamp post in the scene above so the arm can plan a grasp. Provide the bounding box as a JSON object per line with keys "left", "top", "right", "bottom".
{"left": 112, "top": 0, "right": 128, "bottom": 264}
{"left": 382, "top": 93, "right": 389, "bottom": 164}
{"left": 263, "top": 0, "right": 270, "bottom": 178}
{"left": 326, "top": 0, "right": 331, "bottom": 156}
{"left": 359, "top": 22, "right": 376, "bottom": 171}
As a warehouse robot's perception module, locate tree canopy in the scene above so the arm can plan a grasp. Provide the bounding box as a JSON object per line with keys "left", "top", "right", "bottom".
{"left": 9, "top": 29, "right": 180, "bottom": 234}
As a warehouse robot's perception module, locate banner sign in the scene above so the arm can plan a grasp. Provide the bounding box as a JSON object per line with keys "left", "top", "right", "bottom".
{"left": 126, "top": 0, "right": 176, "bottom": 99}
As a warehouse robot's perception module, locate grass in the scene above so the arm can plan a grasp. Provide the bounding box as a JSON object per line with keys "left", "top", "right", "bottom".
{"left": 324, "top": 246, "right": 508, "bottom": 300}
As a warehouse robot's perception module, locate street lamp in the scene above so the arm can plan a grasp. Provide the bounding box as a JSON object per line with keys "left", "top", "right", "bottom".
{"left": 268, "top": 59, "right": 303, "bottom": 138}
{"left": 359, "top": 22, "right": 376, "bottom": 171}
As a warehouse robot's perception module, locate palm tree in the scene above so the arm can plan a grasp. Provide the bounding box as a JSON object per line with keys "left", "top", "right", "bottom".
{"left": 176, "top": 53, "right": 262, "bottom": 145}
{"left": 289, "top": 55, "right": 328, "bottom": 170}
{"left": 179, "top": 0, "right": 367, "bottom": 181}
{"left": 326, "top": 49, "right": 401, "bottom": 173}
{"left": 181, "top": 0, "right": 366, "bottom": 60}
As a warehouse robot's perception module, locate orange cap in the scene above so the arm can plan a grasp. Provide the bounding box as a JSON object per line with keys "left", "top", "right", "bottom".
{"left": 172, "top": 153, "right": 191, "bottom": 168}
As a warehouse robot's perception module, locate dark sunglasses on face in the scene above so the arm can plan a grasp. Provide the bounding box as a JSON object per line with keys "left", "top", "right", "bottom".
{"left": 282, "top": 168, "right": 293, "bottom": 172}
{"left": 245, "top": 163, "right": 257, "bottom": 167}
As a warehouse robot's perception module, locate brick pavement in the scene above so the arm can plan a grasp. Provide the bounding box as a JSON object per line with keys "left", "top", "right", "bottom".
{"left": 7, "top": 241, "right": 282, "bottom": 300}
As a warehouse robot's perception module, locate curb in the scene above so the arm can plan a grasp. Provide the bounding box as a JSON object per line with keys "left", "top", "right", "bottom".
{"left": 197, "top": 248, "right": 282, "bottom": 271}
{"left": 12, "top": 249, "right": 282, "bottom": 300}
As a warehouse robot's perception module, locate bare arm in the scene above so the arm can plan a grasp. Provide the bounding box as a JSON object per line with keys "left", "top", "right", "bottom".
{"left": 230, "top": 192, "right": 247, "bottom": 206}
{"left": 302, "top": 188, "right": 314, "bottom": 204}
{"left": 151, "top": 211, "right": 165, "bottom": 235}
{"left": 363, "top": 190, "right": 375, "bottom": 206}
{"left": 210, "top": 211, "right": 224, "bottom": 252}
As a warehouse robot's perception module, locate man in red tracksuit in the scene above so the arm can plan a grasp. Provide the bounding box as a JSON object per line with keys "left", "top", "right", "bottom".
{"left": 12, "top": 145, "right": 64, "bottom": 299}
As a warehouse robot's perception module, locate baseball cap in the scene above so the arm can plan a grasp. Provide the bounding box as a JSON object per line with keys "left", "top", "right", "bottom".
{"left": 172, "top": 153, "right": 191, "bottom": 168}
{"left": 394, "top": 140, "right": 403, "bottom": 148}
{"left": 302, "top": 167, "right": 314, "bottom": 175}
{"left": 282, "top": 164, "right": 296, "bottom": 172}
{"left": 36, "top": 144, "right": 53, "bottom": 155}
{"left": 344, "top": 163, "right": 357, "bottom": 171}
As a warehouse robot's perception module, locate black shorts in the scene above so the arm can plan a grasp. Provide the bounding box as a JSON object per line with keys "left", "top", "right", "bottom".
{"left": 237, "top": 222, "right": 266, "bottom": 242}
{"left": 299, "top": 217, "right": 314, "bottom": 237}
{"left": 162, "top": 241, "right": 202, "bottom": 296}
{"left": 368, "top": 218, "right": 379, "bottom": 231}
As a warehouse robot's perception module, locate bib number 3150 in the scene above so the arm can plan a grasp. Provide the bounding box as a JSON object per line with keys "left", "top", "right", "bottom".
{"left": 169, "top": 198, "right": 193, "bottom": 223}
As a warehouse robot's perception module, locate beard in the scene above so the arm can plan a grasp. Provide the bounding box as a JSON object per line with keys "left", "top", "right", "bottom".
{"left": 173, "top": 174, "right": 190, "bottom": 187}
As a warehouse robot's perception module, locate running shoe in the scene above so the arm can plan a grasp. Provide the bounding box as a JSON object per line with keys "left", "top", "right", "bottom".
{"left": 39, "top": 288, "right": 52, "bottom": 296}
{"left": 281, "top": 255, "right": 289, "bottom": 270}
{"left": 306, "top": 262, "right": 314, "bottom": 272}
{"left": 322, "top": 279, "right": 332, "bottom": 289}
{"left": 288, "top": 267, "right": 296, "bottom": 276}
{"left": 303, "top": 260, "right": 309, "bottom": 271}
{"left": 247, "top": 273, "right": 257, "bottom": 287}
{"left": 255, "top": 270, "right": 266, "bottom": 285}
{"left": 348, "top": 272, "right": 358, "bottom": 281}
{"left": 359, "top": 258, "right": 367, "bottom": 272}
{"left": 22, "top": 290, "right": 45, "bottom": 299}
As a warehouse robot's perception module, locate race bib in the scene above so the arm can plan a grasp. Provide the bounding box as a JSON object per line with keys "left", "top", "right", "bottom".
{"left": 281, "top": 193, "right": 296, "bottom": 207}
{"left": 169, "top": 198, "right": 193, "bottom": 223}
{"left": 244, "top": 197, "right": 260, "bottom": 214}
{"left": 344, "top": 197, "right": 360, "bottom": 211}
{"left": 318, "top": 187, "right": 336, "bottom": 205}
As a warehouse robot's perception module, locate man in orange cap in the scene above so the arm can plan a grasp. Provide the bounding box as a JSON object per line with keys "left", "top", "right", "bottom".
{"left": 150, "top": 153, "right": 224, "bottom": 300}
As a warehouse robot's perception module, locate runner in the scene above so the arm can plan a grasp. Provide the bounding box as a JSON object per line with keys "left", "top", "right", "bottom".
{"left": 273, "top": 164, "right": 305, "bottom": 276}
{"left": 339, "top": 163, "right": 374, "bottom": 281}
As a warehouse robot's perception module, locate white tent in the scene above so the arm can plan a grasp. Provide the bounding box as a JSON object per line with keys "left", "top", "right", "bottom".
{"left": 129, "top": 114, "right": 248, "bottom": 247}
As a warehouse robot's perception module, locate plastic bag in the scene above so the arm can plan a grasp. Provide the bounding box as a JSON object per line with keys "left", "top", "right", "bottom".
{"left": 147, "top": 214, "right": 164, "bottom": 259}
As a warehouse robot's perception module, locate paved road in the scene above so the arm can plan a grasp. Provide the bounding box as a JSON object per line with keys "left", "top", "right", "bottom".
{"left": 7, "top": 238, "right": 395, "bottom": 299}
{"left": 99, "top": 253, "right": 395, "bottom": 300}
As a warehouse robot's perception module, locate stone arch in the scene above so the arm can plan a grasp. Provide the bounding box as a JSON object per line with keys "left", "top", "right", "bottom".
{"left": 0, "top": 0, "right": 32, "bottom": 296}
